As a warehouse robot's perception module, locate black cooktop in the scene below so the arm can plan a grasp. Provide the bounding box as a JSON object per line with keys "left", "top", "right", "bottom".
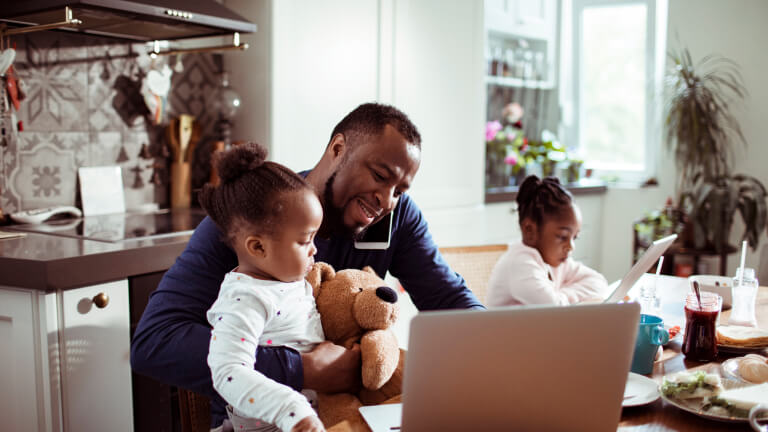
{"left": 9, "top": 209, "right": 207, "bottom": 243}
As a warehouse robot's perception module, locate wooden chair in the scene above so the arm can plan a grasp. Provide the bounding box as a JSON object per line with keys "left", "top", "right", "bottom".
{"left": 438, "top": 244, "right": 508, "bottom": 304}
{"left": 178, "top": 388, "right": 211, "bottom": 432}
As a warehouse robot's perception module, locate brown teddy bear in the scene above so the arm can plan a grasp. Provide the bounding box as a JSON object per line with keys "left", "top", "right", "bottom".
{"left": 306, "top": 262, "right": 405, "bottom": 429}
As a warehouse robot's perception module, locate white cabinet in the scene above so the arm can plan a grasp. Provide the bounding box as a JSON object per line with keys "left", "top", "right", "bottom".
{"left": 571, "top": 194, "right": 604, "bottom": 269}
{"left": 0, "top": 280, "right": 133, "bottom": 432}
{"left": 225, "top": 0, "right": 486, "bottom": 210}
{"left": 485, "top": 0, "right": 559, "bottom": 88}
{"left": 0, "top": 287, "right": 59, "bottom": 432}
{"left": 60, "top": 280, "right": 133, "bottom": 432}
{"left": 389, "top": 0, "right": 486, "bottom": 210}
{"left": 225, "top": 0, "right": 380, "bottom": 173}
{"left": 485, "top": 0, "right": 557, "bottom": 40}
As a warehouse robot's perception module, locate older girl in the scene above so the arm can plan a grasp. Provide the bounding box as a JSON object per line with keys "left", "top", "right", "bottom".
{"left": 486, "top": 175, "right": 609, "bottom": 306}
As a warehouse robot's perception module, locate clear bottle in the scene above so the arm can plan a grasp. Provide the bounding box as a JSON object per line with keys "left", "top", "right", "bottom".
{"left": 729, "top": 267, "right": 758, "bottom": 327}
{"left": 639, "top": 279, "right": 660, "bottom": 316}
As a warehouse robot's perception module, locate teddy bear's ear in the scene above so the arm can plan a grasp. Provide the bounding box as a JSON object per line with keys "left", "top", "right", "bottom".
{"left": 362, "top": 266, "right": 380, "bottom": 278}
{"left": 306, "top": 262, "right": 336, "bottom": 297}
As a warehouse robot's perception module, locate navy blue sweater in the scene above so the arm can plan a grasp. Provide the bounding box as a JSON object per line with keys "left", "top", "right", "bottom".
{"left": 130, "top": 192, "right": 483, "bottom": 426}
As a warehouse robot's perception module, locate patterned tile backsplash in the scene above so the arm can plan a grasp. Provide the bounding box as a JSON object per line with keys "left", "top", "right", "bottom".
{"left": 0, "top": 31, "right": 224, "bottom": 214}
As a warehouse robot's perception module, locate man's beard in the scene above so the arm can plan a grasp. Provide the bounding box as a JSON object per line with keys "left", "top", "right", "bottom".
{"left": 320, "top": 171, "right": 358, "bottom": 240}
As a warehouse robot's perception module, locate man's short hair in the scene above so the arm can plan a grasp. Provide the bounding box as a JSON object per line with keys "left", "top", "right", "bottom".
{"left": 330, "top": 103, "right": 422, "bottom": 149}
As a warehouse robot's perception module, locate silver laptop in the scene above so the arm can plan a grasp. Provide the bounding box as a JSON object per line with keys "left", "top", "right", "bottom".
{"left": 604, "top": 233, "right": 677, "bottom": 303}
{"left": 360, "top": 302, "right": 641, "bottom": 432}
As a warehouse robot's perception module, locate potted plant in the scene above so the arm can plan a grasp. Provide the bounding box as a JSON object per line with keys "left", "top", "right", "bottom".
{"left": 664, "top": 47, "right": 768, "bottom": 251}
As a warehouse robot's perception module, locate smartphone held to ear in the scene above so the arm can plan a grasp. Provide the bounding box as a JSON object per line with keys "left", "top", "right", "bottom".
{"left": 354, "top": 212, "right": 393, "bottom": 249}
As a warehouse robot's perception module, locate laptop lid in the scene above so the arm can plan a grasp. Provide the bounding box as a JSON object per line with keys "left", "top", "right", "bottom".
{"left": 604, "top": 233, "right": 677, "bottom": 303}
{"left": 398, "top": 302, "right": 641, "bottom": 432}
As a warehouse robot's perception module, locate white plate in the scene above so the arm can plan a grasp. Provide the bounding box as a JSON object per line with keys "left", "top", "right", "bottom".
{"left": 660, "top": 374, "right": 768, "bottom": 423}
{"left": 623, "top": 372, "right": 660, "bottom": 407}
{"left": 717, "top": 344, "right": 768, "bottom": 355}
{"left": 722, "top": 357, "right": 749, "bottom": 383}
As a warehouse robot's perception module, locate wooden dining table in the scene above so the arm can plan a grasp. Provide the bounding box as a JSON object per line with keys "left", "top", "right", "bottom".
{"left": 329, "top": 274, "right": 767, "bottom": 432}
{"left": 618, "top": 274, "right": 768, "bottom": 431}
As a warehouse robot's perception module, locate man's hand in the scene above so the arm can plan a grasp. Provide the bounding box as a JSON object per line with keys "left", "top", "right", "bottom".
{"left": 302, "top": 341, "right": 361, "bottom": 393}
{"left": 291, "top": 415, "right": 326, "bottom": 432}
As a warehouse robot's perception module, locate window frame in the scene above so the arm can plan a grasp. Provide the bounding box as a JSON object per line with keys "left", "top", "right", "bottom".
{"left": 561, "top": 0, "right": 667, "bottom": 184}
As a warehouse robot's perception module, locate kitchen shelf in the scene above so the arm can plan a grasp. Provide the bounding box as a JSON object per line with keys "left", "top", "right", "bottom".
{"left": 485, "top": 75, "right": 555, "bottom": 89}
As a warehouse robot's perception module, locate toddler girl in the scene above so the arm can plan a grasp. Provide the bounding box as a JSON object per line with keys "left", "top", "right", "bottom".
{"left": 200, "top": 143, "right": 326, "bottom": 432}
{"left": 486, "top": 175, "right": 609, "bottom": 306}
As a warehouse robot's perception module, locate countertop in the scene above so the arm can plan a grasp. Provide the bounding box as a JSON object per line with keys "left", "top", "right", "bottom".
{"left": 0, "top": 211, "right": 201, "bottom": 291}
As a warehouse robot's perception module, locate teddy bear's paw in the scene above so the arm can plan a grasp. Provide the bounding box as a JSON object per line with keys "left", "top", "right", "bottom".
{"left": 361, "top": 330, "right": 400, "bottom": 390}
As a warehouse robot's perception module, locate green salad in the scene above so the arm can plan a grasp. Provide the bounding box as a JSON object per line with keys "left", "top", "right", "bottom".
{"left": 701, "top": 396, "right": 750, "bottom": 418}
{"left": 661, "top": 371, "right": 719, "bottom": 398}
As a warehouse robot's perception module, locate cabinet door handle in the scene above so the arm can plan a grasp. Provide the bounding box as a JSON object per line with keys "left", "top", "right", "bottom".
{"left": 92, "top": 292, "right": 110, "bottom": 308}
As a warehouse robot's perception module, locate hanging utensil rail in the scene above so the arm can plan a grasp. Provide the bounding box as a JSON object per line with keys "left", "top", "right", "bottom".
{"left": 0, "top": 7, "right": 82, "bottom": 37}
{"left": 149, "top": 32, "right": 248, "bottom": 57}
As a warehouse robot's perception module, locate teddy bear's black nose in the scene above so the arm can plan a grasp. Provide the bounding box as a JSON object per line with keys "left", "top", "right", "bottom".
{"left": 375, "top": 286, "right": 398, "bottom": 303}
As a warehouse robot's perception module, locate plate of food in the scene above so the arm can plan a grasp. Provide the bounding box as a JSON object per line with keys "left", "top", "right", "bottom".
{"left": 660, "top": 370, "right": 768, "bottom": 423}
{"left": 722, "top": 354, "right": 768, "bottom": 384}
{"left": 623, "top": 372, "right": 660, "bottom": 407}
{"left": 716, "top": 326, "right": 768, "bottom": 354}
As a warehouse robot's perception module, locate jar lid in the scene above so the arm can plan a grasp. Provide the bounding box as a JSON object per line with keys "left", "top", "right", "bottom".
{"left": 685, "top": 291, "right": 722, "bottom": 311}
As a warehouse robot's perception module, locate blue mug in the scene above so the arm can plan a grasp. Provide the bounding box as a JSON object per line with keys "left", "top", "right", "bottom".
{"left": 631, "top": 314, "right": 670, "bottom": 375}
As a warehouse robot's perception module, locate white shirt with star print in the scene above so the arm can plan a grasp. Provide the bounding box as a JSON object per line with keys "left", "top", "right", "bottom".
{"left": 207, "top": 271, "right": 325, "bottom": 432}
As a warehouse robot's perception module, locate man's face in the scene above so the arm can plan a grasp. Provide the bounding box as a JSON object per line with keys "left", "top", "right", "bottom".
{"left": 323, "top": 125, "right": 421, "bottom": 238}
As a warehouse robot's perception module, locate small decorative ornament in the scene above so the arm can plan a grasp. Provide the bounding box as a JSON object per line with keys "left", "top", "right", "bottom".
{"left": 131, "top": 165, "right": 144, "bottom": 188}
{"left": 138, "top": 143, "right": 153, "bottom": 159}
{"left": 142, "top": 64, "right": 172, "bottom": 125}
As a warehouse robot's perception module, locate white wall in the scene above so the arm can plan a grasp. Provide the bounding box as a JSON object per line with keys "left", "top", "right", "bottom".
{"left": 223, "top": 0, "right": 768, "bottom": 281}
{"left": 599, "top": 0, "right": 768, "bottom": 282}
{"left": 668, "top": 0, "right": 768, "bottom": 276}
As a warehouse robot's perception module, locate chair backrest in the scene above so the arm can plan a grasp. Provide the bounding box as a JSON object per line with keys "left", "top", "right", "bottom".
{"left": 438, "top": 244, "right": 508, "bottom": 304}
{"left": 178, "top": 388, "right": 211, "bottom": 432}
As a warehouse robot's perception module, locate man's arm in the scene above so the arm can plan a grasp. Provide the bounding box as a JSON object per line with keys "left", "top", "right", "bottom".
{"left": 131, "top": 217, "right": 360, "bottom": 402}
{"left": 388, "top": 196, "right": 486, "bottom": 310}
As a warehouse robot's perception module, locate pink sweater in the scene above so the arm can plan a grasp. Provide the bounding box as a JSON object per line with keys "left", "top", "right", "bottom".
{"left": 486, "top": 241, "right": 609, "bottom": 306}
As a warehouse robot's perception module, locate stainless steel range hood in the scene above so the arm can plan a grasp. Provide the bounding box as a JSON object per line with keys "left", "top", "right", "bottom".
{"left": 0, "top": 0, "right": 256, "bottom": 41}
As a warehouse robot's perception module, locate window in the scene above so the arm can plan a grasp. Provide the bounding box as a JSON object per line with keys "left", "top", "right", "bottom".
{"left": 560, "top": 0, "right": 667, "bottom": 183}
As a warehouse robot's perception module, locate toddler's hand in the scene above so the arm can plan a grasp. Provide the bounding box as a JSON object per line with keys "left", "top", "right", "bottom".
{"left": 291, "top": 415, "right": 325, "bottom": 432}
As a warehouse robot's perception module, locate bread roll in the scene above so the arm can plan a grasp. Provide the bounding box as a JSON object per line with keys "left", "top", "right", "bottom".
{"left": 716, "top": 326, "right": 768, "bottom": 347}
{"left": 738, "top": 354, "right": 768, "bottom": 383}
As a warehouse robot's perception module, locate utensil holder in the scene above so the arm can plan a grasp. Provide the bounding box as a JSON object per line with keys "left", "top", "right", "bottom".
{"left": 170, "top": 161, "right": 191, "bottom": 208}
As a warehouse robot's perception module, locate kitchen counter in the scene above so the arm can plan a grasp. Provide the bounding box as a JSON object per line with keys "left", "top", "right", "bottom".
{"left": 0, "top": 210, "right": 203, "bottom": 291}
{"left": 484, "top": 178, "right": 608, "bottom": 203}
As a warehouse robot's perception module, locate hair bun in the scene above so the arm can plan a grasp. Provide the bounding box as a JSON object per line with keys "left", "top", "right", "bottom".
{"left": 216, "top": 142, "right": 268, "bottom": 184}
{"left": 516, "top": 174, "right": 542, "bottom": 206}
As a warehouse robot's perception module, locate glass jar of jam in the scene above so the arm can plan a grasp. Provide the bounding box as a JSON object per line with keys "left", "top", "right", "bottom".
{"left": 682, "top": 291, "right": 722, "bottom": 361}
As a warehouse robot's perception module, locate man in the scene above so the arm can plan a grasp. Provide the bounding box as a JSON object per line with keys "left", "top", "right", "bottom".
{"left": 131, "top": 103, "right": 484, "bottom": 430}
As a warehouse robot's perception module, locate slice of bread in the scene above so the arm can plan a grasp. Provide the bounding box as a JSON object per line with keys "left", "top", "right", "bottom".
{"left": 739, "top": 355, "right": 768, "bottom": 383}
{"left": 716, "top": 325, "right": 768, "bottom": 347}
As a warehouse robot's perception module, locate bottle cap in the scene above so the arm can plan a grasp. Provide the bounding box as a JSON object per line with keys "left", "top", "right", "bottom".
{"left": 735, "top": 267, "right": 756, "bottom": 281}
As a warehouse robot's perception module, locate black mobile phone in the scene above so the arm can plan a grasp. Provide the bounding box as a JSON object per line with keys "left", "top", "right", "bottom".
{"left": 354, "top": 212, "right": 393, "bottom": 249}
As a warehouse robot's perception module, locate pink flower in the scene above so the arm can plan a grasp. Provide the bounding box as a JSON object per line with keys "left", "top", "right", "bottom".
{"left": 485, "top": 120, "right": 502, "bottom": 142}
{"left": 504, "top": 154, "right": 518, "bottom": 166}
